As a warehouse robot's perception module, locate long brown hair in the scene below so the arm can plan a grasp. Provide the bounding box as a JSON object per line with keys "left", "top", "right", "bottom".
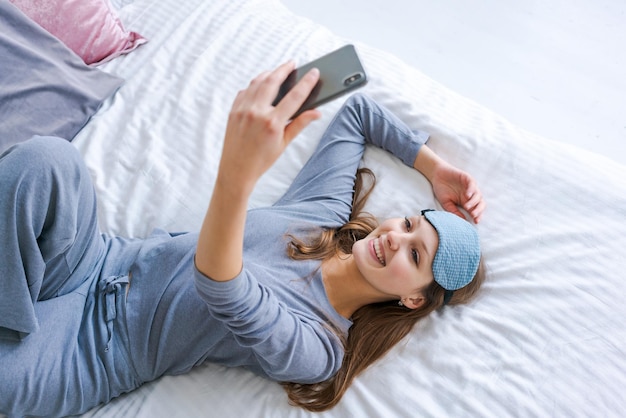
{"left": 282, "top": 168, "right": 486, "bottom": 412}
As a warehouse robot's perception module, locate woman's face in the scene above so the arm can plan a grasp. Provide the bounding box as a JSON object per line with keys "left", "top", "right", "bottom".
{"left": 352, "top": 215, "right": 438, "bottom": 305}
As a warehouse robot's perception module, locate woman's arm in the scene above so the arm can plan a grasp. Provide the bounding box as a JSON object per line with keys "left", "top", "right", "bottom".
{"left": 194, "top": 267, "right": 346, "bottom": 383}
{"left": 341, "top": 94, "right": 485, "bottom": 223}
{"left": 276, "top": 93, "right": 485, "bottom": 224}
{"left": 413, "top": 145, "right": 485, "bottom": 223}
{"left": 195, "top": 62, "right": 321, "bottom": 282}
{"left": 275, "top": 93, "right": 427, "bottom": 222}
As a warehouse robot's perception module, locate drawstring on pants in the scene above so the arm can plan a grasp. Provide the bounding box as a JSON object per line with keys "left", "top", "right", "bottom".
{"left": 98, "top": 274, "right": 129, "bottom": 352}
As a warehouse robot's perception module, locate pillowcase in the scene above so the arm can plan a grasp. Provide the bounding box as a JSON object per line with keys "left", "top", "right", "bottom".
{"left": 9, "top": 0, "right": 146, "bottom": 65}
{"left": 0, "top": 0, "right": 124, "bottom": 153}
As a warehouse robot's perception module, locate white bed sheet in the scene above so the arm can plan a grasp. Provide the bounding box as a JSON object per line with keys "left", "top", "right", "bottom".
{"left": 73, "top": 0, "right": 626, "bottom": 416}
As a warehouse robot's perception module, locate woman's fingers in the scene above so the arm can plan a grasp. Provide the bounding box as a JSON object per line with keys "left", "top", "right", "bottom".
{"left": 248, "top": 63, "right": 321, "bottom": 142}
{"left": 274, "top": 68, "right": 320, "bottom": 121}
{"left": 463, "top": 188, "right": 486, "bottom": 223}
{"left": 234, "top": 62, "right": 320, "bottom": 126}
{"left": 232, "top": 62, "right": 292, "bottom": 113}
{"left": 442, "top": 201, "right": 466, "bottom": 220}
{"left": 251, "top": 61, "right": 295, "bottom": 103}
{"left": 220, "top": 63, "right": 322, "bottom": 185}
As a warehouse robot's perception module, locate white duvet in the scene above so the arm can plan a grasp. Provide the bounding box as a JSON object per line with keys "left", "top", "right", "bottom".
{"left": 73, "top": 0, "right": 626, "bottom": 416}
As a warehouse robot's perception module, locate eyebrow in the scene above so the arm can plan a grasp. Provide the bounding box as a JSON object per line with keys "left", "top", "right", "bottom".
{"left": 416, "top": 215, "right": 434, "bottom": 261}
{"left": 420, "top": 239, "right": 432, "bottom": 262}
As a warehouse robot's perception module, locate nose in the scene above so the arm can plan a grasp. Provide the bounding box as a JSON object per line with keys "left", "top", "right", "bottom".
{"left": 386, "top": 230, "right": 406, "bottom": 251}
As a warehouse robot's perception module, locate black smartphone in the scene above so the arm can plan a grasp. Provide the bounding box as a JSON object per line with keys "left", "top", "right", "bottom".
{"left": 273, "top": 44, "right": 368, "bottom": 118}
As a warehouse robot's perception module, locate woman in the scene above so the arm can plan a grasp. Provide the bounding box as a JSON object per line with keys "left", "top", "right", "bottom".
{"left": 0, "top": 62, "right": 485, "bottom": 416}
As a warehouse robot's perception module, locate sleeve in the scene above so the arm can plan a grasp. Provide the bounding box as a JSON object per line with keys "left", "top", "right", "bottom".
{"left": 194, "top": 266, "right": 345, "bottom": 384}
{"left": 276, "top": 93, "right": 429, "bottom": 225}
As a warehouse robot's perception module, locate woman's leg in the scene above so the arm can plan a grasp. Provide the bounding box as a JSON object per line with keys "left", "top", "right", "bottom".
{"left": 0, "top": 136, "right": 104, "bottom": 341}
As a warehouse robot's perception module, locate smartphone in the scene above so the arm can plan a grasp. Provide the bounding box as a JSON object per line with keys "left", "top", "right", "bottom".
{"left": 273, "top": 44, "right": 368, "bottom": 118}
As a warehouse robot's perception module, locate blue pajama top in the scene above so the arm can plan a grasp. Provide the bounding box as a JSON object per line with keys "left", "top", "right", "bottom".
{"left": 0, "top": 94, "right": 427, "bottom": 416}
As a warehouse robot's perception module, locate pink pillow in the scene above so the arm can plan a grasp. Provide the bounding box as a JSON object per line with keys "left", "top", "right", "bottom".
{"left": 9, "top": 0, "right": 147, "bottom": 65}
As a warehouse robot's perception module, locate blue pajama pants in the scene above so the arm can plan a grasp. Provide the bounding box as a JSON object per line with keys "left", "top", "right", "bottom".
{"left": 0, "top": 137, "right": 139, "bottom": 416}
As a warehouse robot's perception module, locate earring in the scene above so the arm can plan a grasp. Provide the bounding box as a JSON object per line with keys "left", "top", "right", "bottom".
{"left": 398, "top": 300, "right": 404, "bottom": 307}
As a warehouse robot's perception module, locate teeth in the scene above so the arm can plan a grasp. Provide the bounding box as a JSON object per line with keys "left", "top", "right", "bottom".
{"left": 374, "top": 238, "right": 385, "bottom": 266}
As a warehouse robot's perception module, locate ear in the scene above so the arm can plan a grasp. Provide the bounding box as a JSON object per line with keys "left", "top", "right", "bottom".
{"left": 402, "top": 295, "right": 426, "bottom": 310}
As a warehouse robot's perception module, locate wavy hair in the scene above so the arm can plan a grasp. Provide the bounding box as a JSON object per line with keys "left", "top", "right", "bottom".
{"left": 282, "top": 168, "right": 486, "bottom": 411}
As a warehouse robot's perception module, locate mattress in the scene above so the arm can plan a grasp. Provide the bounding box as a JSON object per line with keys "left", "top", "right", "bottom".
{"left": 66, "top": 0, "right": 626, "bottom": 416}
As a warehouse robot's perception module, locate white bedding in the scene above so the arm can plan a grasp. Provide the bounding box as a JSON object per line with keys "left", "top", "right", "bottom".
{"left": 74, "top": 0, "right": 626, "bottom": 416}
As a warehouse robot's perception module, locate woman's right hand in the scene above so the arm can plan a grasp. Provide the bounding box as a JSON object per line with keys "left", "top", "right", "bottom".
{"left": 217, "top": 61, "right": 321, "bottom": 196}
{"left": 196, "top": 62, "right": 321, "bottom": 282}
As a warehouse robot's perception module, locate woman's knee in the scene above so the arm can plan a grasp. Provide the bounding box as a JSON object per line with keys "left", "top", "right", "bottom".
{"left": 3, "top": 136, "right": 80, "bottom": 166}
{"left": 345, "top": 92, "right": 370, "bottom": 107}
{"left": 1, "top": 136, "right": 86, "bottom": 184}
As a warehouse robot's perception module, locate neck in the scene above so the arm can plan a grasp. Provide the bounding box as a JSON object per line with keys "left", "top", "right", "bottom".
{"left": 322, "top": 252, "right": 389, "bottom": 319}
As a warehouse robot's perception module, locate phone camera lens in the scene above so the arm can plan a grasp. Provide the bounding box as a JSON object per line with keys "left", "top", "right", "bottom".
{"left": 344, "top": 73, "right": 362, "bottom": 86}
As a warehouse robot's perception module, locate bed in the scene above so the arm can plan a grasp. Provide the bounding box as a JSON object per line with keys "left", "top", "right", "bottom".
{"left": 3, "top": 0, "right": 626, "bottom": 416}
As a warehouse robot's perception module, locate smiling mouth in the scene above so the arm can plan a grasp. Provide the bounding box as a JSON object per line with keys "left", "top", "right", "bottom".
{"left": 373, "top": 238, "right": 386, "bottom": 266}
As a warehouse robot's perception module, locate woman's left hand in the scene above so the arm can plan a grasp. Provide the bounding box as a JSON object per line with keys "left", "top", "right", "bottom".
{"left": 413, "top": 145, "right": 485, "bottom": 223}
{"left": 430, "top": 160, "right": 485, "bottom": 223}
